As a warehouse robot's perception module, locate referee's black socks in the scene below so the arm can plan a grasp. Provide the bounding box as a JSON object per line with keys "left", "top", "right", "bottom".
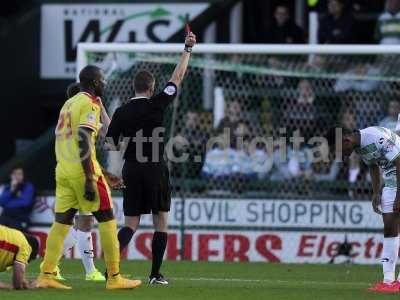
{"left": 118, "top": 227, "right": 135, "bottom": 253}
{"left": 151, "top": 231, "right": 168, "bottom": 277}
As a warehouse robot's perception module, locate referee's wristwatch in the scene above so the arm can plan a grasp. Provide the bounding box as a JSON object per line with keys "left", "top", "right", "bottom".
{"left": 184, "top": 45, "right": 193, "bottom": 53}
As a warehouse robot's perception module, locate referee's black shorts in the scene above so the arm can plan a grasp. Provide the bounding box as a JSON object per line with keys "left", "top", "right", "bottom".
{"left": 122, "top": 161, "right": 171, "bottom": 216}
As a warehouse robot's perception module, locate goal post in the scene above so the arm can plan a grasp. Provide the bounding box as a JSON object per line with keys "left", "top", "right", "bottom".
{"left": 77, "top": 43, "right": 400, "bottom": 57}
{"left": 76, "top": 43, "right": 400, "bottom": 200}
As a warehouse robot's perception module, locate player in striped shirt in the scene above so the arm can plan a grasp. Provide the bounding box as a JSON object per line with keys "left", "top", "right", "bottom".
{"left": 327, "top": 126, "right": 400, "bottom": 293}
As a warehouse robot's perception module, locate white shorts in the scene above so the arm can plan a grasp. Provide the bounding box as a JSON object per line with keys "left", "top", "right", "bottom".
{"left": 381, "top": 187, "right": 397, "bottom": 213}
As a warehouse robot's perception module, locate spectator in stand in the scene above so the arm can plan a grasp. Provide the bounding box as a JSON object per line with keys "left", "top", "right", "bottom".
{"left": 231, "top": 121, "right": 253, "bottom": 176}
{"left": 230, "top": 123, "right": 253, "bottom": 192}
{"left": 318, "top": 0, "right": 357, "bottom": 44}
{"left": 264, "top": 5, "right": 305, "bottom": 44}
{"left": 201, "top": 134, "right": 236, "bottom": 179}
{"left": 216, "top": 100, "right": 244, "bottom": 149}
{"left": 340, "top": 108, "right": 357, "bottom": 131}
{"left": 283, "top": 79, "right": 320, "bottom": 141}
{"left": 248, "top": 143, "right": 274, "bottom": 180}
{"left": 312, "top": 152, "right": 341, "bottom": 183}
{"left": 174, "top": 111, "right": 209, "bottom": 178}
{"left": 305, "top": 55, "right": 328, "bottom": 73}
{"left": 202, "top": 121, "right": 274, "bottom": 192}
{"left": 0, "top": 166, "right": 35, "bottom": 232}
{"left": 202, "top": 122, "right": 254, "bottom": 181}
{"left": 217, "top": 100, "right": 242, "bottom": 135}
{"left": 379, "top": 100, "right": 400, "bottom": 131}
{"left": 180, "top": 111, "right": 209, "bottom": 145}
{"left": 270, "top": 145, "right": 313, "bottom": 181}
{"left": 334, "top": 63, "right": 381, "bottom": 93}
{"left": 266, "top": 57, "right": 284, "bottom": 87}
{"left": 342, "top": 94, "right": 383, "bottom": 131}
{"left": 376, "top": 0, "right": 400, "bottom": 44}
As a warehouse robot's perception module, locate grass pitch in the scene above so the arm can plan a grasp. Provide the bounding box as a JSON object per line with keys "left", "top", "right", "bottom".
{"left": 0, "top": 259, "right": 396, "bottom": 300}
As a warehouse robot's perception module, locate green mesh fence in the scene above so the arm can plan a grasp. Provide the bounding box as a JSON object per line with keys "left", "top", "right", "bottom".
{"left": 86, "top": 50, "right": 400, "bottom": 200}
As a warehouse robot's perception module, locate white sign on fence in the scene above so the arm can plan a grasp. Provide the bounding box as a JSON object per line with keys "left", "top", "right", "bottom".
{"left": 40, "top": 3, "right": 209, "bottom": 78}
{"left": 32, "top": 196, "right": 382, "bottom": 230}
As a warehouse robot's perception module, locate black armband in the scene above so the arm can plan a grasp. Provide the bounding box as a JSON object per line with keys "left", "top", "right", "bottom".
{"left": 184, "top": 45, "right": 192, "bottom": 53}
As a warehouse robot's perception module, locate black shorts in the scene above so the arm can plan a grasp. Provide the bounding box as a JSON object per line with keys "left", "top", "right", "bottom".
{"left": 122, "top": 161, "right": 171, "bottom": 216}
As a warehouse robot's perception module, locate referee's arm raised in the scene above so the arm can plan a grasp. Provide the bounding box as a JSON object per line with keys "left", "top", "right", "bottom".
{"left": 169, "top": 31, "right": 196, "bottom": 88}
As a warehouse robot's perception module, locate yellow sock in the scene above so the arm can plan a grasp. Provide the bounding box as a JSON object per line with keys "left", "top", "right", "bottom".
{"left": 41, "top": 222, "right": 71, "bottom": 275}
{"left": 98, "top": 219, "right": 120, "bottom": 277}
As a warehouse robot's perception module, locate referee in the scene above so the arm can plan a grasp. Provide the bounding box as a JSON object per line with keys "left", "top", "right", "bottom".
{"left": 106, "top": 31, "right": 196, "bottom": 285}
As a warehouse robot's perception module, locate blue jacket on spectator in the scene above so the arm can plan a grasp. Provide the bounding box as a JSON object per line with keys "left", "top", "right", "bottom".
{"left": 0, "top": 182, "right": 35, "bottom": 220}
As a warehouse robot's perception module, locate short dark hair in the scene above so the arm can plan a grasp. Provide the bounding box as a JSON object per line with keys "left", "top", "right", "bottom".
{"left": 11, "top": 164, "right": 23, "bottom": 172}
{"left": 333, "top": 0, "right": 346, "bottom": 6}
{"left": 388, "top": 99, "right": 400, "bottom": 104}
{"left": 275, "top": 4, "right": 289, "bottom": 11}
{"left": 79, "top": 65, "right": 101, "bottom": 87}
{"left": 325, "top": 126, "right": 356, "bottom": 150}
{"left": 66, "top": 82, "right": 81, "bottom": 98}
{"left": 134, "top": 70, "right": 155, "bottom": 93}
{"left": 330, "top": 0, "right": 347, "bottom": 9}
{"left": 24, "top": 234, "right": 39, "bottom": 262}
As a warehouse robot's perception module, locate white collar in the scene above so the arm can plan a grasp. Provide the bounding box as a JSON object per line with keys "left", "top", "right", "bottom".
{"left": 130, "top": 96, "right": 149, "bottom": 101}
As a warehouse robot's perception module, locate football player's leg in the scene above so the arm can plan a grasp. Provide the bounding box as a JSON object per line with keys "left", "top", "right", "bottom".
{"left": 381, "top": 188, "right": 400, "bottom": 284}
{"left": 75, "top": 214, "right": 99, "bottom": 279}
{"left": 149, "top": 165, "right": 171, "bottom": 284}
{"left": 54, "top": 218, "right": 78, "bottom": 281}
{"left": 38, "top": 209, "right": 76, "bottom": 289}
{"left": 41, "top": 207, "right": 78, "bottom": 282}
{"left": 87, "top": 175, "right": 141, "bottom": 289}
{"left": 41, "top": 209, "right": 77, "bottom": 273}
{"left": 118, "top": 216, "right": 140, "bottom": 254}
{"left": 40, "top": 178, "right": 77, "bottom": 280}
{"left": 63, "top": 226, "right": 78, "bottom": 255}
{"left": 381, "top": 213, "right": 400, "bottom": 283}
{"left": 369, "top": 188, "right": 400, "bottom": 293}
{"left": 92, "top": 209, "right": 141, "bottom": 289}
{"left": 149, "top": 212, "right": 168, "bottom": 284}
{"left": 92, "top": 209, "right": 119, "bottom": 276}
{"left": 77, "top": 176, "right": 117, "bottom": 275}
{"left": 118, "top": 163, "right": 142, "bottom": 254}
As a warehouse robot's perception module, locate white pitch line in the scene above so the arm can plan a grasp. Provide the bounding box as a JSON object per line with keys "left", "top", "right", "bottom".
{"left": 11, "top": 273, "right": 369, "bottom": 287}
{"left": 170, "top": 277, "right": 368, "bottom": 286}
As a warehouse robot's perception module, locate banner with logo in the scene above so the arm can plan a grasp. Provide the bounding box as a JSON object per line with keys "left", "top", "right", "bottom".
{"left": 40, "top": 3, "right": 209, "bottom": 78}
{"left": 32, "top": 197, "right": 382, "bottom": 229}
{"left": 28, "top": 228, "right": 382, "bottom": 264}
{"left": 30, "top": 197, "right": 383, "bottom": 264}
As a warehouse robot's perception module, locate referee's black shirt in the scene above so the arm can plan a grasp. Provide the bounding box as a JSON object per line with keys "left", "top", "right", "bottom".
{"left": 106, "top": 82, "right": 178, "bottom": 163}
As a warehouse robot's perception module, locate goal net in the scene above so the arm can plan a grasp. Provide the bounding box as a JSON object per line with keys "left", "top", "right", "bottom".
{"left": 74, "top": 43, "right": 400, "bottom": 263}
{"left": 77, "top": 44, "right": 400, "bottom": 201}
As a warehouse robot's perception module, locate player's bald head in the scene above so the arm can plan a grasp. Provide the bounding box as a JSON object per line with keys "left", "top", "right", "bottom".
{"left": 79, "top": 65, "right": 102, "bottom": 87}
{"left": 79, "top": 65, "right": 106, "bottom": 97}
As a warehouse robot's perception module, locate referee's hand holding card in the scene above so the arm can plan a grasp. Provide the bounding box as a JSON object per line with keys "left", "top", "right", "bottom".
{"left": 184, "top": 31, "right": 196, "bottom": 50}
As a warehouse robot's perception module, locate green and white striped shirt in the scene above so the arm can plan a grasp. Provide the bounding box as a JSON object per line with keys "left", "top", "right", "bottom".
{"left": 355, "top": 126, "right": 400, "bottom": 188}
{"left": 376, "top": 11, "right": 400, "bottom": 44}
